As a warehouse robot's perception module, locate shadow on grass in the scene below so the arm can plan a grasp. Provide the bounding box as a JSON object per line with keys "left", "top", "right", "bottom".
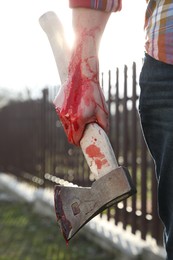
{"left": 0, "top": 200, "right": 117, "bottom": 260}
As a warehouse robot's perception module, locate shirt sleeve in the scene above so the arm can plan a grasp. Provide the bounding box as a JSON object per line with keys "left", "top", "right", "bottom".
{"left": 69, "top": 0, "right": 122, "bottom": 12}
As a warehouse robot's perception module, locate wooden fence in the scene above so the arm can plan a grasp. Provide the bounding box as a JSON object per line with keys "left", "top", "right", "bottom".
{"left": 0, "top": 62, "right": 163, "bottom": 246}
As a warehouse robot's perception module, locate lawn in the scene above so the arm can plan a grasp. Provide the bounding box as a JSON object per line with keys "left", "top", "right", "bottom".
{"left": 0, "top": 199, "right": 117, "bottom": 260}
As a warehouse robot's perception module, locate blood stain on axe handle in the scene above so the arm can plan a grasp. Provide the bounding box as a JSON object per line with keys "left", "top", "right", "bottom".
{"left": 85, "top": 144, "right": 109, "bottom": 170}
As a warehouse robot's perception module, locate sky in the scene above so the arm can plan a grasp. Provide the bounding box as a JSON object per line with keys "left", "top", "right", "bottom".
{"left": 0, "top": 0, "right": 147, "bottom": 96}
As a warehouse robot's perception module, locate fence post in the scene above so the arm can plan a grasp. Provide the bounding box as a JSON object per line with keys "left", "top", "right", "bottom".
{"left": 41, "top": 88, "right": 48, "bottom": 186}
{"left": 131, "top": 62, "right": 138, "bottom": 234}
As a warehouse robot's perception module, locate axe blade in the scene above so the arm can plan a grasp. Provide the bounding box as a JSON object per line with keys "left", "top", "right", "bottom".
{"left": 54, "top": 167, "right": 136, "bottom": 241}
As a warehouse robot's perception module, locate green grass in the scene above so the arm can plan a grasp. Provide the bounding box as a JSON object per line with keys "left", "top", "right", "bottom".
{"left": 0, "top": 200, "right": 117, "bottom": 260}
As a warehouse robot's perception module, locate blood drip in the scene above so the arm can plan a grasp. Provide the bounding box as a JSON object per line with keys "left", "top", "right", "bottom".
{"left": 85, "top": 144, "right": 109, "bottom": 170}
{"left": 54, "top": 28, "right": 109, "bottom": 146}
{"left": 54, "top": 187, "right": 72, "bottom": 244}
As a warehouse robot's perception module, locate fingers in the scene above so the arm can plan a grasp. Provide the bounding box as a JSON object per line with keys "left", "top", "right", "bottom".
{"left": 55, "top": 96, "right": 109, "bottom": 146}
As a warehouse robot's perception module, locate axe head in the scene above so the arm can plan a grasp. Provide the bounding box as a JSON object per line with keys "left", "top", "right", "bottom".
{"left": 54, "top": 167, "right": 136, "bottom": 242}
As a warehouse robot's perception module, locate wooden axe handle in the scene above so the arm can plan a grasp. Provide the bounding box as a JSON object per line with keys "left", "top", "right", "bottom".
{"left": 39, "top": 11, "right": 118, "bottom": 179}
{"left": 39, "top": 11, "right": 70, "bottom": 83}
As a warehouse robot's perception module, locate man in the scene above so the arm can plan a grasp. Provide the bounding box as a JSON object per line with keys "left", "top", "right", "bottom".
{"left": 54, "top": 1, "right": 173, "bottom": 258}
{"left": 139, "top": 1, "right": 173, "bottom": 259}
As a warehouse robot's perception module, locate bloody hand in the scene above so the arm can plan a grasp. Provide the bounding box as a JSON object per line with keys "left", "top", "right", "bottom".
{"left": 53, "top": 47, "right": 109, "bottom": 146}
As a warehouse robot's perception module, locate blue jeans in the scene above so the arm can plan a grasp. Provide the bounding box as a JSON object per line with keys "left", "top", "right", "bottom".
{"left": 139, "top": 54, "right": 173, "bottom": 260}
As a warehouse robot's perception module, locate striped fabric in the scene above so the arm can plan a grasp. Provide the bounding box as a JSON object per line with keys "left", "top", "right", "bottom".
{"left": 145, "top": 0, "right": 173, "bottom": 64}
{"left": 69, "top": 0, "right": 122, "bottom": 12}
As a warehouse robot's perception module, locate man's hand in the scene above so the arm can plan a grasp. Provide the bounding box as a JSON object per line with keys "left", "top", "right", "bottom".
{"left": 54, "top": 50, "right": 109, "bottom": 146}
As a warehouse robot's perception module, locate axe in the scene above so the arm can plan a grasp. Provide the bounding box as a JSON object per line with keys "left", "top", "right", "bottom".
{"left": 39, "top": 11, "right": 136, "bottom": 242}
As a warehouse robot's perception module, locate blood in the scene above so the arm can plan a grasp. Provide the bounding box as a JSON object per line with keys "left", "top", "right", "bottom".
{"left": 54, "top": 28, "right": 109, "bottom": 146}
{"left": 85, "top": 144, "right": 109, "bottom": 170}
{"left": 54, "top": 187, "right": 72, "bottom": 244}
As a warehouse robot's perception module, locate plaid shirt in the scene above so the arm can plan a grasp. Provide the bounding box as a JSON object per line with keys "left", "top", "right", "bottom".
{"left": 69, "top": 0, "right": 173, "bottom": 65}
{"left": 145, "top": 0, "right": 173, "bottom": 64}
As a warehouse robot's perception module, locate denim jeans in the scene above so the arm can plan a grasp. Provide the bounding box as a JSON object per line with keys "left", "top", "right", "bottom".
{"left": 139, "top": 54, "right": 173, "bottom": 260}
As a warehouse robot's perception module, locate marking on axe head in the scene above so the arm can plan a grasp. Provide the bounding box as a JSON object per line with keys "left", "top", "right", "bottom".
{"left": 71, "top": 202, "right": 80, "bottom": 215}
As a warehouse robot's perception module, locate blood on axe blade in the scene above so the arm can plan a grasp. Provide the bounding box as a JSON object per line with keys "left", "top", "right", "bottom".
{"left": 39, "top": 11, "right": 136, "bottom": 242}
